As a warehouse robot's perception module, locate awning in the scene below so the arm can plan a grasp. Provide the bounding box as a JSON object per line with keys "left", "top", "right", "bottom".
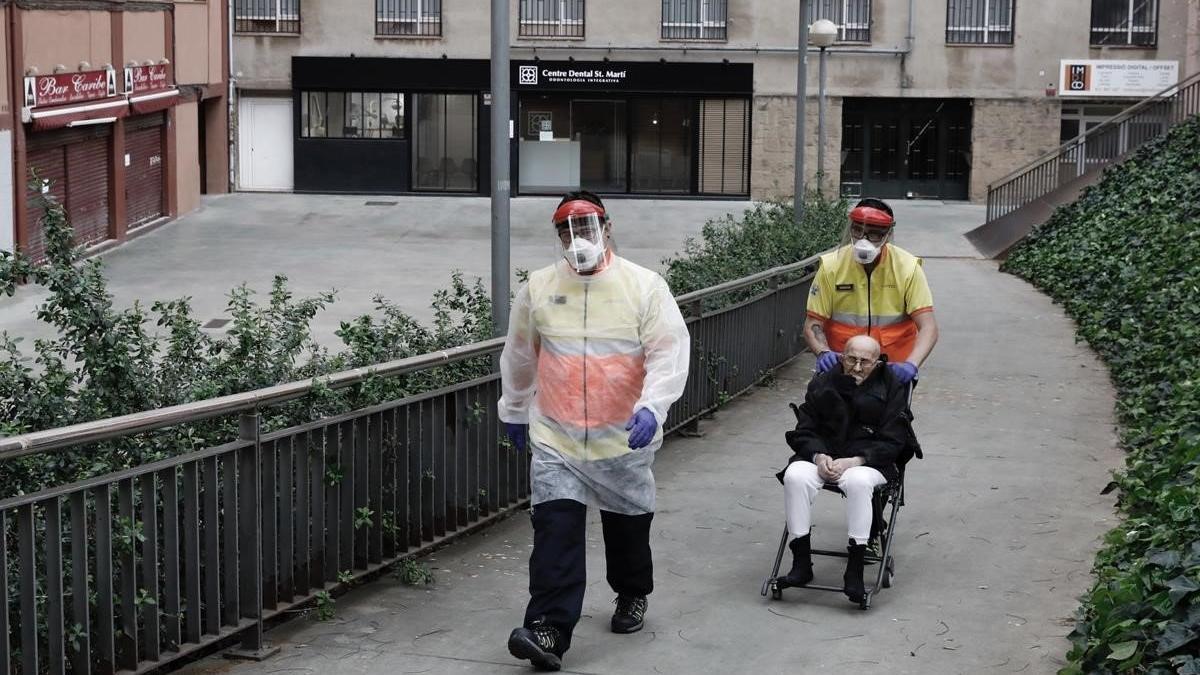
{"left": 129, "top": 88, "right": 180, "bottom": 115}
{"left": 28, "top": 98, "right": 129, "bottom": 131}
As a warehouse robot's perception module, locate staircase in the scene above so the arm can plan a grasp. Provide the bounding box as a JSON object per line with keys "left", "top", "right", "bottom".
{"left": 966, "top": 69, "right": 1200, "bottom": 259}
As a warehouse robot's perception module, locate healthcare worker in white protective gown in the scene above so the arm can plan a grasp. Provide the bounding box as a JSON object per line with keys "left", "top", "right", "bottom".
{"left": 500, "top": 191, "right": 690, "bottom": 672}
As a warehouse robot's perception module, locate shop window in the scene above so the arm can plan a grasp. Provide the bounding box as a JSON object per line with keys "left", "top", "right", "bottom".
{"left": 661, "top": 0, "right": 727, "bottom": 41}
{"left": 945, "top": 0, "right": 1014, "bottom": 45}
{"left": 1090, "top": 0, "right": 1157, "bottom": 46}
{"left": 234, "top": 0, "right": 300, "bottom": 33}
{"left": 807, "top": 0, "right": 871, "bottom": 43}
{"left": 300, "top": 92, "right": 405, "bottom": 139}
{"left": 376, "top": 0, "right": 442, "bottom": 36}
{"left": 520, "top": 0, "right": 585, "bottom": 38}
{"left": 413, "top": 93, "right": 478, "bottom": 191}
{"left": 698, "top": 99, "right": 749, "bottom": 196}
{"left": 632, "top": 98, "right": 692, "bottom": 193}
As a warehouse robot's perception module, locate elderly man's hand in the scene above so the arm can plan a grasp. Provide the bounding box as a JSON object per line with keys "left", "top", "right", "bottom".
{"left": 830, "top": 457, "right": 866, "bottom": 478}
{"left": 814, "top": 454, "right": 839, "bottom": 482}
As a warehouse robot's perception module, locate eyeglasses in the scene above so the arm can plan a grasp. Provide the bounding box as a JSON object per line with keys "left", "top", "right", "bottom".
{"left": 841, "top": 355, "right": 878, "bottom": 369}
{"left": 849, "top": 224, "right": 888, "bottom": 244}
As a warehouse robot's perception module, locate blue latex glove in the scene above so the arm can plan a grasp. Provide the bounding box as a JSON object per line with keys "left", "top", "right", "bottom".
{"left": 815, "top": 351, "right": 840, "bottom": 373}
{"left": 504, "top": 422, "right": 528, "bottom": 452}
{"left": 625, "top": 408, "right": 658, "bottom": 450}
{"left": 889, "top": 361, "right": 919, "bottom": 384}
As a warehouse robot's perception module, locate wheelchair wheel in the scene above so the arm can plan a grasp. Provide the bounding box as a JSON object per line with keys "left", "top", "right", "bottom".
{"left": 882, "top": 556, "right": 895, "bottom": 589}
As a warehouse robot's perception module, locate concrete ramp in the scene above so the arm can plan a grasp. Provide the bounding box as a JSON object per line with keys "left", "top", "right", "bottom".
{"left": 965, "top": 167, "right": 1105, "bottom": 259}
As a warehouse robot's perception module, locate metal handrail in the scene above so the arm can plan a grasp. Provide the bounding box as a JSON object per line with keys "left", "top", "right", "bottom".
{"left": 0, "top": 251, "right": 827, "bottom": 462}
{"left": 986, "top": 69, "right": 1200, "bottom": 192}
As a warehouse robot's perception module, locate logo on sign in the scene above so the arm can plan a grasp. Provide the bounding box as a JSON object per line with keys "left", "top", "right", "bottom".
{"left": 518, "top": 65, "right": 538, "bottom": 85}
{"left": 1066, "top": 64, "right": 1090, "bottom": 92}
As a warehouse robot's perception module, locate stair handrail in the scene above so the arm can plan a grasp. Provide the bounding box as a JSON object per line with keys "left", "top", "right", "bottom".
{"left": 986, "top": 68, "right": 1200, "bottom": 192}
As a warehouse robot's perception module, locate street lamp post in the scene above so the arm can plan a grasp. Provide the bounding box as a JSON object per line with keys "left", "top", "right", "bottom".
{"left": 794, "top": 0, "right": 809, "bottom": 225}
{"left": 809, "top": 19, "right": 838, "bottom": 197}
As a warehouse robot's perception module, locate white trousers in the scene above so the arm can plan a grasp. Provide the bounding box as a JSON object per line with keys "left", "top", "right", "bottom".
{"left": 783, "top": 461, "right": 887, "bottom": 545}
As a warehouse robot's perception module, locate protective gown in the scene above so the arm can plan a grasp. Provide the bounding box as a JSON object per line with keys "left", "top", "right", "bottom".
{"left": 498, "top": 254, "right": 691, "bottom": 515}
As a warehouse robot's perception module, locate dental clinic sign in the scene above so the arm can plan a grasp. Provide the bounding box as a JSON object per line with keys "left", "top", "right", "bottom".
{"left": 519, "top": 65, "right": 628, "bottom": 87}
{"left": 1059, "top": 59, "right": 1178, "bottom": 97}
{"left": 24, "top": 69, "right": 118, "bottom": 107}
{"left": 513, "top": 60, "right": 754, "bottom": 95}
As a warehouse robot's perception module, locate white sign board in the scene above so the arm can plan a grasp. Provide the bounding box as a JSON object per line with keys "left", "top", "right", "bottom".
{"left": 1059, "top": 59, "right": 1178, "bottom": 97}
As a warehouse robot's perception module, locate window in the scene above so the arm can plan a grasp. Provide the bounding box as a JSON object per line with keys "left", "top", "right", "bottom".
{"left": 300, "top": 92, "right": 405, "bottom": 139}
{"left": 807, "top": 0, "right": 871, "bottom": 43}
{"left": 234, "top": 0, "right": 300, "bottom": 33}
{"left": 698, "top": 99, "right": 749, "bottom": 196}
{"left": 946, "top": 0, "right": 1014, "bottom": 45}
{"left": 520, "top": 0, "right": 585, "bottom": 38}
{"left": 376, "top": 0, "right": 442, "bottom": 37}
{"left": 1090, "top": 0, "right": 1157, "bottom": 46}
{"left": 413, "top": 94, "right": 478, "bottom": 191}
{"left": 661, "top": 0, "right": 727, "bottom": 41}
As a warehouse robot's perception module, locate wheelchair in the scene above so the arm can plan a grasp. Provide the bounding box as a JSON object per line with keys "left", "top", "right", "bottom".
{"left": 759, "top": 383, "right": 920, "bottom": 611}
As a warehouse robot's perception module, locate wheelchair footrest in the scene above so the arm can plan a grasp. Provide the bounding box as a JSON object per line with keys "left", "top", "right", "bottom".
{"left": 811, "top": 548, "right": 883, "bottom": 564}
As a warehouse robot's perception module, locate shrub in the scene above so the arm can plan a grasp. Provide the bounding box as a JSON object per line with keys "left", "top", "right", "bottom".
{"left": 661, "top": 195, "right": 846, "bottom": 298}
{"left": 0, "top": 189, "right": 494, "bottom": 498}
{"left": 1002, "top": 115, "right": 1200, "bottom": 673}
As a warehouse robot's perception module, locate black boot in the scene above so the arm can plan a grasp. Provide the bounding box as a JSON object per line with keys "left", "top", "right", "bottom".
{"left": 776, "top": 535, "right": 813, "bottom": 588}
{"left": 508, "top": 619, "right": 564, "bottom": 671}
{"left": 843, "top": 538, "right": 867, "bottom": 604}
{"left": 611, "top": 594, "right": 648, "bottom": 634}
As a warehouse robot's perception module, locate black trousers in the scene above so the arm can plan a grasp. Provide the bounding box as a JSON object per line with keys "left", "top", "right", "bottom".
{"left": 523, "top": 499, "right": 654, "bottom": 648}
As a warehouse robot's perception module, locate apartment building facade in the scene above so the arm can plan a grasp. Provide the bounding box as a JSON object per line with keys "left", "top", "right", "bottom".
{"left": 232, "top": 0, "right": 1200, "bottom": 202}
{"left": 1, "top": 0, "right": 229, "bottom": 260}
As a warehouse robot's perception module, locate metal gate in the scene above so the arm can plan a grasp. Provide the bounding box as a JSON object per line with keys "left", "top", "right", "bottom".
{"left": 26, "top": 129, "right": 111, "bottom": 261}
{"left": 125, "top": 115, "right": 165, "bottom": 228}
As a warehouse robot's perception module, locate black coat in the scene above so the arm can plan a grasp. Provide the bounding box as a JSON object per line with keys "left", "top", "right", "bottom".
{"left": 776, "top": 364, "right": 921, "bottom": 485}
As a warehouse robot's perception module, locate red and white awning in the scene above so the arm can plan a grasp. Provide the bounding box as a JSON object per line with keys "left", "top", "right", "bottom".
{"left": 27, "top": 98, "right": 129, "bottom": 131}
{"left": 129, "top": 88, "right": 179, "bottom": 115}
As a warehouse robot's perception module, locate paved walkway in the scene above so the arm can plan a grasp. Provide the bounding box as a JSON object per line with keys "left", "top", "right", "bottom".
{"left": 0, "top": 194, "right": 749, "bottom": 349}
{"left": 172, "top": 200, "right": 1123, "bottom": 674}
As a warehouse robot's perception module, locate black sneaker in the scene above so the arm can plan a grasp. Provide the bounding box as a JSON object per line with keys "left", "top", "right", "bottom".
{"left": 507, "top": 620, "right": 563, "bottom": 671}
{"left": 611, "top": 594, "right": 648, "bottom": 634}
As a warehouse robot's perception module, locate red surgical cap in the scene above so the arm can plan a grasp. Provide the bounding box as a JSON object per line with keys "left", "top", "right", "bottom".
{"left": 849, "top": 205, "right": 895, "bottom": 228}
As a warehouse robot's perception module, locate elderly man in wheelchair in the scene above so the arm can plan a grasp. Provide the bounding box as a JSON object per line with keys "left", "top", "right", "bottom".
{"left": 770, "top": 334, "right": 921, "bottom": 608}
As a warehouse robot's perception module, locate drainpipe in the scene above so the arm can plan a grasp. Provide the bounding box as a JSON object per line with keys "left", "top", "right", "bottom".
{"left": 227, "top": 0, "right": 236, "bottom": 191}
{"left": 900, "top": 0, "right": 915, "bottom": 90}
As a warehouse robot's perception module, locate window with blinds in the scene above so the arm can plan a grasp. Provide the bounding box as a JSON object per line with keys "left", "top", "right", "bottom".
{"left": 698, "top": 98, "right": 749, "bottom": 196}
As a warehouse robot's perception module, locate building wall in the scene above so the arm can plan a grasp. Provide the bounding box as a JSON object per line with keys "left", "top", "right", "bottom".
{"left": 234, "top": 0, "right": 1197, "bottom": 201}
{"left": 123, "top": 11, "right": 166, "bottom": 66}
{"left": 969, "top": 98, "right": 1061, "bottom": 202}
{"left": 23, "top": 10, "right": 111, "bottom": 73}
{"left": 750, "top": 95, "right": 841, "bottom": 200}
{"left": 176, "top": 2, "right": 214, "bottom": 85}
{"left": 175, "top": 100, "right": 200, "bottom": 213}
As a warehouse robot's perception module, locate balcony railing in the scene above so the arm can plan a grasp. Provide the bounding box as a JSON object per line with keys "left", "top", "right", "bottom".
{"left": 0, "top": 254, "right": 821, "bottom": 674}
{"left": 234, "top": 0, "right": 300, "bottom": 33}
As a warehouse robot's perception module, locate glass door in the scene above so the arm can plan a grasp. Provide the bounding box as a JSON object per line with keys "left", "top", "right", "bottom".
{"left": 631, "top": 98, "right": 692, "bottom": 194}
{"left": 412, "top": 93, "right": 478, "bottom": 192}
{"left": 571, "top": 100, "right": 628, "bottom": 193}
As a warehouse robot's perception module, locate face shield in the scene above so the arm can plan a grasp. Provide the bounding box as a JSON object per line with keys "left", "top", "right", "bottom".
{"left": 841, "top": 204, "right": 895, "bottom": 265}
{"left": 554, "top": 205, "right": 609, "bottom": 272}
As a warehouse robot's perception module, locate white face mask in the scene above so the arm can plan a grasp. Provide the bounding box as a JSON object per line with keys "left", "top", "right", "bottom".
{"left": 853, "top": 238, "right": 881, "bottom": 264}
{"left": 565, "top": 237, "right": 605, "bottom": 272}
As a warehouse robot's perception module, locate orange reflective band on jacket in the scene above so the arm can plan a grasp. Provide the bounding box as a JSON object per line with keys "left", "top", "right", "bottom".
{"left": 535, "top": 349, "right": 647, "bottom": 429}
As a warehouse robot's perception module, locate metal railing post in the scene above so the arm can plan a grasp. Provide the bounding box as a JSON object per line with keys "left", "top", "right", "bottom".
{"left": 227, "top": 411, "right": 280, "bottom": 661}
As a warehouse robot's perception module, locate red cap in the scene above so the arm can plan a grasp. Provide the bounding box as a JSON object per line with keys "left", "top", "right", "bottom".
{"left": 553, "top": 199, "right": 606, "bottom": 226}
{"left": 849, "top": 205, "right": 895, "bottom": 228}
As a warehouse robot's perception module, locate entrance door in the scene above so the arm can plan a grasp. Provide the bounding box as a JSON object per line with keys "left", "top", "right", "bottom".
{"left": 126, "top": 115, "right": 165, "bottom": 228}
{"left": 571, "top": 100, "right": 627, "bottom": 193}
{"left": 631, "top": 98, "right": 692, "bottom": 194}
{"left": 840, "top": 99, "right": 972, "bottom": 200}
{"left": 239, "top": 97, "right": 294, "bottom": 191}
{"left": 412, "top": 93, "right": 478, "bottom": 192}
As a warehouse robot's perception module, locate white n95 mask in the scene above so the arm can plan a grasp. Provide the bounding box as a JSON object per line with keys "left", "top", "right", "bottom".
{"left": 853, "top": 238, "right": 881, "bottom": 264}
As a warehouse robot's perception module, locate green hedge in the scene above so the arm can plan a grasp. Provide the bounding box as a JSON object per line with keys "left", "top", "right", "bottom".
{"left": 1002, "top": 116, "right": 1200, "bottom": 673}
{"left": 662, "top": 196, "right": 846, "bottom": 297}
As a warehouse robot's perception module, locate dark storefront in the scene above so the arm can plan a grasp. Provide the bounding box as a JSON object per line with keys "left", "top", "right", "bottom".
{"left": 839, "top": 98, "right": 973, "bottom": 201}
{"left": 292, "top": 57, "right": 490, "bottom": 195}
{"left": 292, "top": 57, "right": 752, "bottom": 198}
{"left": 512, "top": 59, "right": 753, "bottom": 197}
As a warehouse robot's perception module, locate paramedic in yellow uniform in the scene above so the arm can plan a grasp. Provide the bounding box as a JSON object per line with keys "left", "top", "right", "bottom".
{"left": 500, "top": 191, "right": 690, "bottom": 672}
{"left": 804, "top": 198, "right": 938, "bottom": 383}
